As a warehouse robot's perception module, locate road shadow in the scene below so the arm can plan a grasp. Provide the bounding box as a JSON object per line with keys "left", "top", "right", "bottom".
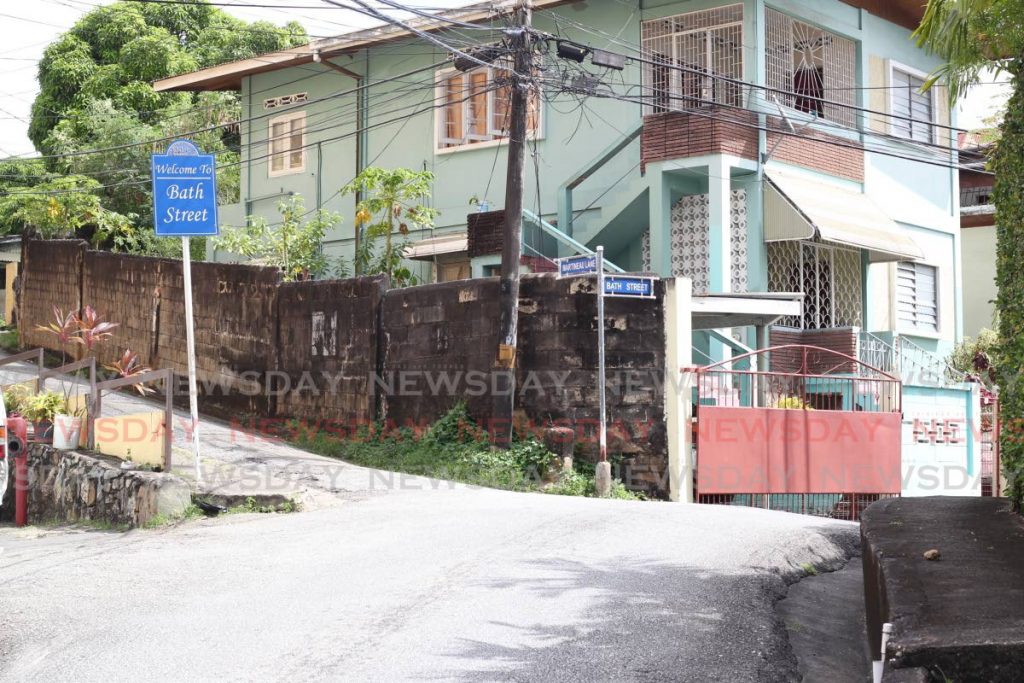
{"left": 438, "top": 556, "right": 800, "bottom": 682}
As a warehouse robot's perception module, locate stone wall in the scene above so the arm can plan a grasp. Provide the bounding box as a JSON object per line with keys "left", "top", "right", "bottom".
{"left": 25, "top": 444, "right": 191, "bottom": 528}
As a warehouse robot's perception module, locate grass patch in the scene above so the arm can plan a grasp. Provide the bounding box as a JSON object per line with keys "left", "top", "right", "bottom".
{"left": 142, "top": 503, "right": 205, "bottom": 529}
{"left": 800, "top": 562, "right": 819, "bottom": 576}
{"left": 226, "top": 496, "right": 299, "bottom": 515}
{"left": 0, "top": 327, "right": 19, "bottom": 353}
{"left": 289, "top": 403, "right": 644, "bottom": 501}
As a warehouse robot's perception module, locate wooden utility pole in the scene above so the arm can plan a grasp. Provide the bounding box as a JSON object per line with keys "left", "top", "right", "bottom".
{"left": 493, "top": 0, "right": 532, "bottom": 447}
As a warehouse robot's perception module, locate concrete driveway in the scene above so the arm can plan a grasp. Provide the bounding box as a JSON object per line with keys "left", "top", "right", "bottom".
{"left": 0, "top": 476, "right": 857, "bottom": 682}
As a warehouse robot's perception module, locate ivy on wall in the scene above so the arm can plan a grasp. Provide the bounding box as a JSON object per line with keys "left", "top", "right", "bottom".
{"left": 992, "top": 64, "right": 1024, "bottom": 510}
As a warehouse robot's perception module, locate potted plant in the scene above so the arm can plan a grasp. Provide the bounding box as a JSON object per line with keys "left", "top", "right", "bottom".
{"left": 21, "top": 390, "right": 66, "bottom": 444}
{"left": 2, "top": 384, "right": 31, "bottom": 417}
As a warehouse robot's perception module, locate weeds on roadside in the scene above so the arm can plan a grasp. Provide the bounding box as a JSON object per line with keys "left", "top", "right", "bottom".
{"left": 289, "top": 402, "right": 643, "bottom": 501}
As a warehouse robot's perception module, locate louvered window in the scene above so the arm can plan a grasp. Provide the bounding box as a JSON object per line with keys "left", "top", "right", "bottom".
{"left": 436, "top": 61, "right": 540, "bottom": 150}
{"left": 890, "top": 66, "right": 934, "bottom": 143}
{"left": 897, "top": 262, "right": 939, "bottom": 333}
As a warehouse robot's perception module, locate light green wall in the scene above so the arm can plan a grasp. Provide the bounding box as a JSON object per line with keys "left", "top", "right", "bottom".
{"left": 221, "top": 0, "right": 962, "bottom": 337}
{"left": 961, "top": 224, "right": 998, "bottom": 339}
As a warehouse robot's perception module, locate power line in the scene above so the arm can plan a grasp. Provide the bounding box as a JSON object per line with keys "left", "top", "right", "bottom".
{"left": 546, "top": 11, "right": 975, "bottom": 135}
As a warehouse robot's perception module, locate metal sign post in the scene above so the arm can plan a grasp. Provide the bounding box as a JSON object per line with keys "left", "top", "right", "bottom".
{"left": 595, "top": 247, "right": 608, "bottom": 466}
{"left": 151, "top": 140, "right": 219, "bottom": 485}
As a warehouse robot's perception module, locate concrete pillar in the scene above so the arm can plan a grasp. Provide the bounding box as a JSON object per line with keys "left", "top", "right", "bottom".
{"left": 707, "top": 156, "right": 733, "bottom": 365}
{"left": 664, "top": 276, "right": 694, "bottom": 502}
{"left": 648, "top": 163, "right": 673, "bottom": 277}
{"left": 707, "top": 156, "right": 733, "bottom": 294}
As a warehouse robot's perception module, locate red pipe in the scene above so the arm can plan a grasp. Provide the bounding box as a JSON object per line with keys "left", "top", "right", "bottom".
{"left": 7, "top": 417, "right": 28, "bottom": 527}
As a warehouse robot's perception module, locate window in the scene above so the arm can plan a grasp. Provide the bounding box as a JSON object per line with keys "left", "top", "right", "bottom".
{"left": 436, "top": 63, "right": 539, "bottom": 150}
{"left": 897, "top": 262, "right": 939, "bottom": 333}
{"left": 765, "top": 9, "right": 857, "bottom": 128}
{"left": 436, "top": 257, "right": 471, "bottom": 282}
{"left": 268, "top": 111, "right": 305, "bottom": 176}
{"left": 890, "top": 64, "right": 934, "bottom": 143}
{"left": 641, "top": 5, "right": 744, "bottom": 114}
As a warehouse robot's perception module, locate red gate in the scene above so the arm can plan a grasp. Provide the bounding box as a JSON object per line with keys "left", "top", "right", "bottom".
{"left": 694, "top": 345, "right": 902, "bottom": 520}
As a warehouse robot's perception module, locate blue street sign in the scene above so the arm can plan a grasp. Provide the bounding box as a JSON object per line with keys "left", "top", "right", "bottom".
{"left": 151, "top": 140, "right": 219, "bottom": 237}
{"left": 604, "top": 275, "right": 655, "bottom": 298}
{"left": 557, "top": 253, "right": 598, "bottom": 278}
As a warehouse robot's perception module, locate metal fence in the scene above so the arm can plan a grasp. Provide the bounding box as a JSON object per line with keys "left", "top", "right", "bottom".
{"left": 695, "top": 345, "right": 901, "bottom": 412}
{"left": 697, "top": 492, "right": 898, "bottom": 521}
{"left": 981, "top": 390, "right": 1001, "bottom": 497}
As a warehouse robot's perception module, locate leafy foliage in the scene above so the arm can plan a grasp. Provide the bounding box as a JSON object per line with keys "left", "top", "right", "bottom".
{"left": 290, "top": 403, "right": 642, "bottom": 500}
{"left": 948, "top": 328, "right": 1000, "bottom": 385}
{"left": 340, "top": 167, "right": 439, "bottom": 286}
{"left": 917, "top": 0, "right": 1024, "bottom": 509}
{"left": 104, "top": 348, "right": 155, "bottom": 396}
{"left": 20, "top": 1, "right": 306, "bottom": 250}
{"left": 213, "top": 195, "right": 339, "bottom": 281}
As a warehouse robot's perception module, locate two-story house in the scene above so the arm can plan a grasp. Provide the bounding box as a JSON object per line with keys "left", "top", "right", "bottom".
{"left": 155, "top": 0, "right": 962, "bottom": 363}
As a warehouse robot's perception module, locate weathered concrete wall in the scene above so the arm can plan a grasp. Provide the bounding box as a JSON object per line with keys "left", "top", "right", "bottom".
{"left": 17, "top": 241, "right": 671, "bottom": 495}
{"left": 19, "top": 239, "right": 86, "bottom": 350}
{"left": 379, "top": 277, "right": 502, "bottom": 428}
{"left": 277, "top": 275, "right": 388, "bottom": 424}
{"left": 518, "top": 275, "right": 667, "bottom": 493}
{"left": 378, "top": 274, "right": 668, "bottom": 494}
{"left": 25, "top": 444, "right": 191, "bottom": 528}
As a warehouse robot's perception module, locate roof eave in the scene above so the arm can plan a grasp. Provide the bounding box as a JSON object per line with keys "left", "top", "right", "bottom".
{"left": 153, "top": 0, "right": 572, "bottom": 93}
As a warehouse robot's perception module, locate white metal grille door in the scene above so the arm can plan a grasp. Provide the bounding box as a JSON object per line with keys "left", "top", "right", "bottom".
{"left": 641, "top": 4, "right": 744, "bottom": 115}
{"left": 765, "top": 9, "right": 856, "bottom": 128}
{"left": 767, "top": 240, "right": 862, "bottom": 328}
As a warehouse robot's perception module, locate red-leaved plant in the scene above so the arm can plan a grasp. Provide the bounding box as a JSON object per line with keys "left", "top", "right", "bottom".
{"left": 104, "top": 348, "right": 154, "bottom": 396}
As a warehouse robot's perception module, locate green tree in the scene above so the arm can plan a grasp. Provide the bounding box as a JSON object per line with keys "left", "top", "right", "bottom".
{"left": 0, "top": 175, "right": 124, "bottom": 239}
{"left": 341, "top": 167, "right": 439, "bottom": 286}
{"left": 23, "top": 0, "right": 305, "bottom": 250}
{"left": 916, "top": 0, "right": 1024, "bottom": 509}
{"left": 213, "top": 195, "right": 339, "bottom": 281}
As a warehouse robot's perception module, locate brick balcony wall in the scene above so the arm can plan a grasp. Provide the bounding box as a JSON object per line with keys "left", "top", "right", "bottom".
{"left": 641, "top": 110, "right": 758, "bottom": 169}
{"left": 640, "top": 110, "right": 864, "bottom": 183}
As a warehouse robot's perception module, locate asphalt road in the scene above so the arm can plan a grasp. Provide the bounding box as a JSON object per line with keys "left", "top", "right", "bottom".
{"left": 0, "top": 476, "right": 858, "bottom": 682}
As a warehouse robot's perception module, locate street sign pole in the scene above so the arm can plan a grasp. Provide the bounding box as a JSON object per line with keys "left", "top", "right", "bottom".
{"left": 595, "top": 246, "right": 611, "bottom": 495}
{"left": 596, "top": 246, "right": 607, "bottom": 464}
{"left": 151, "top": 139, "right": 218, "bottom": 486}
{"left": 182, "top": 236, "right": 202, "bottom": 484}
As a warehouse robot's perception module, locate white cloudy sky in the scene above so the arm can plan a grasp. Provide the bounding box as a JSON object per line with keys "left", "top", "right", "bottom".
{"left": 0, "top": 0, "right": 1011, "bottom": 158}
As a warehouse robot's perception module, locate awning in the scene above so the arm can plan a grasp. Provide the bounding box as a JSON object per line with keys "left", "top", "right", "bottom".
{"left": 764, "top": 169, "right": 924, "bottom": 262}
{"left": 403, "top": 232, "right": 468, "bottom": 260}
{"left": 691, "top": 292, "right": 803, "bottom": 330}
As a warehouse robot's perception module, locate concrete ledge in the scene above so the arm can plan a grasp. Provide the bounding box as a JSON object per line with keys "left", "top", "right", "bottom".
{"left": 861, "top": 497, "right": 1024, "bottom": 682}
{"left": 25, "top": 444, "right": 191, "bottom": 528}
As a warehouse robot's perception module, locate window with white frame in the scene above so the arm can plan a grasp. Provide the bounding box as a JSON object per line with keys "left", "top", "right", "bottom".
{"left": 765, "top": 9, "right": 857, "bottom": 128}
{"left": 436, "top": 62, "right": 539, "bottom": 150}
{"left": 268, "top": 111, "right": 305, "bottom": 176}
{"left": 897, "top": 261, "right": 939, "bottom": 333}
{"left": 641, "top": 4, "right": 745, "bottom": 115}
{"left": 890, "top": 65, "right": 934, "bottom": 143}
